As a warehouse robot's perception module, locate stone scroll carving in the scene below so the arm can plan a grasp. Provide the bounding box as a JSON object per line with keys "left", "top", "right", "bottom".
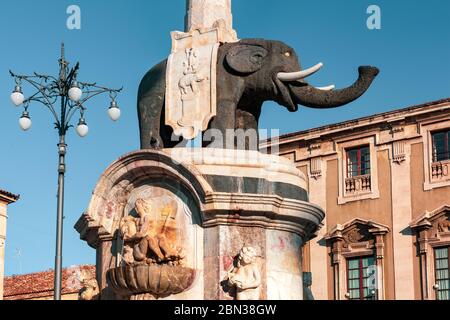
{"left": 224, "top": 246, "right": 262, "bottom": 300}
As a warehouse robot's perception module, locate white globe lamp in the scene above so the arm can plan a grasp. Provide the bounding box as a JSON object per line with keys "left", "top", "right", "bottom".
{"left": 68, "top": 82, "right": 82, "bottom": 102}
{"left": 19, "top": 111, "right": 32, "bottom": 131}
{"left": 76, "top": 118, "right": 89, "bottom": 137}
{"left": 11, "top": 86, "right": 25, "bottom": 106}
{"left": 108, "top": 100, "right": 121, "bottom": 121}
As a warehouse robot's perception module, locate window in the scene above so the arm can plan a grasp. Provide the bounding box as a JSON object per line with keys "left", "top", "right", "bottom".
{"left": 346, "top": 146, "right": 371, "bottom": 178}
{"left": 338, "top": 138, "right": 380, "bottom": 203}
{"left": 435, "top": 247, "right": 450, "bottom": 300}
{"left": 347, "top": 256, "right": 377, "bottom": 300}
{"left": 432, "top": 130, "right": 450, "bottom": 162}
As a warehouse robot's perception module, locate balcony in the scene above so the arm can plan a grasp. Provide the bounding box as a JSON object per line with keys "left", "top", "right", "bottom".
{"left": 431, "top": 160, "right": 450, "bottom": 180}
{"left": 345, "top": 174, "right": 372, "bottom": 194}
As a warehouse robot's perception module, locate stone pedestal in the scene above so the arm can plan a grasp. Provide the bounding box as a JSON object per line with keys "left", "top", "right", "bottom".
{"left": 75, "top": 148, "right": 324, "bottom": 300}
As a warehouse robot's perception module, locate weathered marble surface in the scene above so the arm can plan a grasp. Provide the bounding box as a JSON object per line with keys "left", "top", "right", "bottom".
{"left": 204, "top": 225, "right": 267, "bottom": 300}
{"left": 75, "top": 149, "right": 324, "bottom": 300}
{"left": 266, "top": 229, "right": 303, "bottom": 300}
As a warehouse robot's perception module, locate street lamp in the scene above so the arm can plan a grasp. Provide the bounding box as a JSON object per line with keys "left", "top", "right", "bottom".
{"left": 9, "top": 43, "right": 122, "bottom": 300}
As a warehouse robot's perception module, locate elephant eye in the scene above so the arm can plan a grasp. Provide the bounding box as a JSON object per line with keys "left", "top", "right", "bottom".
{"left": 284, "top": 52, "right": 291, "bottom": 57}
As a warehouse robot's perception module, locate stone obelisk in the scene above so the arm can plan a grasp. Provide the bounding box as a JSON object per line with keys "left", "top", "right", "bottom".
{"left": 185, "top": 0, "right": 238, "bottom": 42}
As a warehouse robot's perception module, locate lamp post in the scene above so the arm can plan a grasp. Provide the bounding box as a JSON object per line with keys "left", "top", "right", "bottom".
{"left": 9, "top": 43, "right": 122, "bottom": 300}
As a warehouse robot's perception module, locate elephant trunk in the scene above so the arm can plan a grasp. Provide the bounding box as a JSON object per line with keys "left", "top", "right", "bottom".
{"left": 288, "top": 66, "right": 379, "bottom": 109}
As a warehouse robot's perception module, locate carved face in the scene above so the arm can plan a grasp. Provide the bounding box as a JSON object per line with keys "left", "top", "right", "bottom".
{"left": 135, "top": 198, "right": 152, "bottom": 217}
{"left": 238, "top": 246, "right": 257, "bottom": 265}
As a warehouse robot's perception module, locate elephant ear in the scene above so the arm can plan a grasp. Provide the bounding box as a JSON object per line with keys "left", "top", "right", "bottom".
{"left": 225, "top": 45, "right": 268, "bottom": 74}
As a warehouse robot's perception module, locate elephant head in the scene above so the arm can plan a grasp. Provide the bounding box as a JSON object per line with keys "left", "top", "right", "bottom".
{"left": 223, "top": 39, "right": 379, "bottom": 112}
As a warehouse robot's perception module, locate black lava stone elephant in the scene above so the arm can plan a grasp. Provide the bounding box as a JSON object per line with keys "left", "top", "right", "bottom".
{"left": 138, "top": 39, "right": 379, "bottom": 149}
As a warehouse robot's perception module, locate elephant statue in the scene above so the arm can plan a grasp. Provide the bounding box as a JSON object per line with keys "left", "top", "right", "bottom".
{"left": 138, "top": 39, "right": 379, "bottom": 149}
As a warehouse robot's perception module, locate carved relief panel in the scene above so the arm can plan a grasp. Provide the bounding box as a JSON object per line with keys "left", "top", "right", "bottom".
{"left": 108, "top": 185, "right": 202, "bottom": 300}
{"left": 223, "top": 246, "right": 262, "bottom": 300}
{"left": 118, "top": 185, "right": 199, "bottom": 268}
{"left": 166, "top": 29, "right": 219, "bottom": 140}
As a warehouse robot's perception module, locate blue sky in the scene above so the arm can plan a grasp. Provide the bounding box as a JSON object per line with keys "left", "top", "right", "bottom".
{"left": 1, "top": 0, "right": 449, "bottom": 276}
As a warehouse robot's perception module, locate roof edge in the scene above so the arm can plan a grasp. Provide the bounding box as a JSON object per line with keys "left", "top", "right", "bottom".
{"left": 0, "top": 189, "right": 19, "bottom": 204}
{"left": 262, "top": 97, "right": 450, "bottom": 147}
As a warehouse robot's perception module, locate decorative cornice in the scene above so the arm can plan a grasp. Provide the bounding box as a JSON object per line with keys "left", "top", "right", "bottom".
{"left": 410, "top": 205, "right": 450, "bottom": 230}
{"left": 203, "top": 192, "right": 325, "bottom": 239}
{"left": 0, "top": 189, "right": 19, "bottom": 204}
{"left": 326, "top": 218, "right": 390, "bottom": 240}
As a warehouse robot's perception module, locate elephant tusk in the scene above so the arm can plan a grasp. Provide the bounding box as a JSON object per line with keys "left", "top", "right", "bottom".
{"left": 277, "top": 62, "right": 323, "bottom": 81}
{"left": 315, "top": 85, "right": 335, "bottom": 91}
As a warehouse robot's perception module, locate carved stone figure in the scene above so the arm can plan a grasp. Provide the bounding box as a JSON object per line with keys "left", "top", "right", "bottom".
{"left": 178, "top": 48, "right": 207, "bottom": 97}
{"left": 438, "top": 217, "right": 450, "bottom": 233}
{"left": 178, "top": 73, "right": 205, "bottom": 96}
{"left": 225, "top": 246, "right": 262, "bottom": 300}
{"left": 79, "top": 276, "right": 100, "bottom": 300}
{"left": 119, "top": 198, "right": 184, "bottom": 265}
{"left": 119, "top": 215, "right": 137, "bottom": 264}
{"left": 138, "top": 39, "right": 379, "bottom": 149}
{"left": 109, "top": 197, "right": 195, "bottom": 299}
{"left": 120, "top": 215, "right": 138, "bottom": 240}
